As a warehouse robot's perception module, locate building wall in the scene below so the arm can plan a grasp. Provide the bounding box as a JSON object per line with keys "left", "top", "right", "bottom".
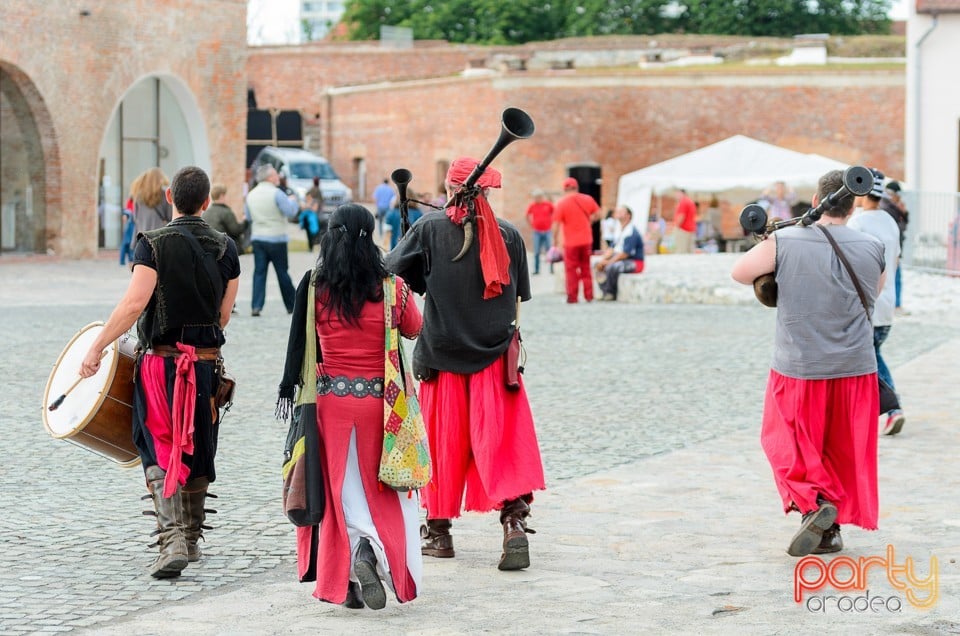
{"left": 906, "top": 9, "right": 960, "bottom": 192}
{"left": 0, "top": 0, "right": 247, "bottom": 258}
{"left": 247, "top": 42, "right": 492, "bottom": 113}
{"left": 323, "top": 70, "right": 905, "bottom": 236}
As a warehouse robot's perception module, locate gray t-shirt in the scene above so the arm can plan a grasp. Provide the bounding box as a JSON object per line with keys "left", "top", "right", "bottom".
{"left": 384, "top": 210, "right": 531, "bottom": 374}
{"left": 772, "top": 224, "right": 884, "bottom": 379}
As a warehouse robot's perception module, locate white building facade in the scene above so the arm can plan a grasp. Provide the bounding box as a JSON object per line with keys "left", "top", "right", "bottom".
{"left": 301, "top": 0, "right": 345, "bottom": 40}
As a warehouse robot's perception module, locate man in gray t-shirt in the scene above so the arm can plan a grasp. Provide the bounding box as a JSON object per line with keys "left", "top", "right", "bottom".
{"left": 731, "top": 169, "right": 885, "bottom": 559}
{"left": 848, "top": 169, "right": 905, "bottom": 436}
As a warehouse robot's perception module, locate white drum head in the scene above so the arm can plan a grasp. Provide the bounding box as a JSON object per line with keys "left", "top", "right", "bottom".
{"left": 42, "top": 322, "right": 121, "bottom": 438}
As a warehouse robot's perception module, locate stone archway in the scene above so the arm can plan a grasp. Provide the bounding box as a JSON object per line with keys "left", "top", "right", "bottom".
{"left": 97, "top": 73, "right": 210, "bottom": 249}
{"left": 0, "top": 62, "right": 60, "bottom": 254}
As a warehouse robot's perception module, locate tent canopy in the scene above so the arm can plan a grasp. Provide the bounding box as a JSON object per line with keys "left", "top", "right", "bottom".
{"left": 616, "top": 135, "right": 849, "bottom": 221}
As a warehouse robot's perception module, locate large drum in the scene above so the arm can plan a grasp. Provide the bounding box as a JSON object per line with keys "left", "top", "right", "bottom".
{"left": 42, "top": 322, "right": 141, "bottom": 467}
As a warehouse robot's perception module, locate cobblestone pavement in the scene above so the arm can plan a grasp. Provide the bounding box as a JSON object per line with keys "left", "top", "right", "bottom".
{"left": 0, "top": 250, "right": 957, "bottom": 633}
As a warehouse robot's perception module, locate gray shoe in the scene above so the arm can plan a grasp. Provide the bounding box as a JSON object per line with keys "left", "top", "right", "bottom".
{"left": 354, "top": 538, "right": 386, "bottom": 610}
{"left": 787, "top": 501, "right": 837, "bottom": 557}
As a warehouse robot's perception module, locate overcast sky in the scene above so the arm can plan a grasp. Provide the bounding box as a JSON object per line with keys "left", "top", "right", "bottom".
{"left": 247, "top": 0, "right": 910, "bottom": 45}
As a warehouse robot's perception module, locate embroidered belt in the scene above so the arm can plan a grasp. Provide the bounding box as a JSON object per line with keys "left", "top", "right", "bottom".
{"left": 317, "top": 375, "right": 385, "bottom": 398}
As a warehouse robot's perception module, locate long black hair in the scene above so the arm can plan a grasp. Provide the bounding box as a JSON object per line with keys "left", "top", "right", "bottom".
{"left": 314, "top": 203, "right": 387, "bottom": 326}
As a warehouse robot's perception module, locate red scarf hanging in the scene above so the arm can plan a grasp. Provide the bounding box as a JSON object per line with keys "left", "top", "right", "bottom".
{"left": 445, "top": 157, "right": 511, "bottom": 299}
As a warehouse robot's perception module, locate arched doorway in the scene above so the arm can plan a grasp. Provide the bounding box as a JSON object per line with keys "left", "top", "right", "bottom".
{"left": 97, "top": 74, "right": 210, "bottom": 249}
{"left": 0, "top": 62, "right": 57, "bottom": 254}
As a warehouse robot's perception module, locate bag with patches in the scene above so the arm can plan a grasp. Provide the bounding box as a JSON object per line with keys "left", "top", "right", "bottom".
{"left": 379, "top": 275, "right": 431, "bottom": 492}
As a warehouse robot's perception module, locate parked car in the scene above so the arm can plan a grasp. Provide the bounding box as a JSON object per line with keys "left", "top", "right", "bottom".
{"left": 250, "top": 147, "right": 352, "bottom": 212}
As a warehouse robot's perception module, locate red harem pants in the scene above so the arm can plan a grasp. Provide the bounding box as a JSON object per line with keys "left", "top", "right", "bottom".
{"left": 563, "top": 243, "right": 593, "bottom": 303}
{"left": 418, "top": 355, "right": 546, "bottom": 519}
{"left": 761, "top": 370, "right": 879, "bottom": 529}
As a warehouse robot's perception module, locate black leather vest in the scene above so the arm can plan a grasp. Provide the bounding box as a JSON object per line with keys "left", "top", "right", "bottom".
{"left": 136, "top": 217, "right": 228, "bottom": 349}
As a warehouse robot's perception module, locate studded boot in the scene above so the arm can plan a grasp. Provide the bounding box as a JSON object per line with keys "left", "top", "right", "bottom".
{"left": 143, "top": 465, "right": 189, "bottom": 578}
{"left": 498, "top": 496, "right": 535, "bottom": 571}
{"left": 420, "top": 518, "right": 455, "bottom": 558}
{"left": 180, "top": 476, "right": 216, "bottom": 562}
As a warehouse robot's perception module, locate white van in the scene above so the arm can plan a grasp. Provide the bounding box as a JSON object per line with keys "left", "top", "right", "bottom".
{"left": 251, "top": 147, "right": 352, "bottom": 212}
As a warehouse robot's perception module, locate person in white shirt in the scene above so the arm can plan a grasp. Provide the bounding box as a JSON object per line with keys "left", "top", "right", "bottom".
{"left": 847, "top": 168, "right": 905, "bottom": 436}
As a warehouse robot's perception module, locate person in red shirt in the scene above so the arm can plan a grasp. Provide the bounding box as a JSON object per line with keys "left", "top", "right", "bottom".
{"left": 552, "top": 177, "right": 601, "bottom": 303}
{"left": 673, "top": 188, "right": 697, "bottom": 254}
{"left": 525, "top": 189, "right": 554, "bottom": 275}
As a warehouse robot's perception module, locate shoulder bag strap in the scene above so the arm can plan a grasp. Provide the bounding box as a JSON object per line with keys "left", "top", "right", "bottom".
{"left": 299, "top": 269, "right": 319, "bottom": 402}
{"left": 169, "top": 224, "right": 223, "bottom": 302}
{"left": 816, "top": 224, "right": 871, "bottom": 324}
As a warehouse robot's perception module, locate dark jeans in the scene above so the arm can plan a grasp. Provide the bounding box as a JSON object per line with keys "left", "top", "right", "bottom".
{"left": 895, "top": 264, "right": 903, "bottom": 308}
{"left": 252, "top": 240, "right": 296, "bottom": 313}
{"left": 873, "top": 325, "right": 894, "bottom": 391}
{"left": 531, "top": 230, "right": 551, "bottom": 274}
{"left": 599, "top": 259, "right": 639, "bottom": 298}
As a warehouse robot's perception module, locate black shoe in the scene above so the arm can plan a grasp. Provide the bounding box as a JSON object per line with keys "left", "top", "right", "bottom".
{"left": 811, "top": 524, "right": 843, "bottom": 554}
{"left": 787, "top": 500, "right": 838, "bottom": 557}
{"left": 251, "top": 309, "right": 261, "bottom": 317}
{"left": 354, "top": 538, "right": 386, "bottom": 610}
{"left": 342, "top": 581, "right": 364, "bottom": 610}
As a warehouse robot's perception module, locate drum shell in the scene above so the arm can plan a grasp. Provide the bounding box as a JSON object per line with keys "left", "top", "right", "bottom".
{"left": 43, "top": 324, "right": 141, "bottom": 467}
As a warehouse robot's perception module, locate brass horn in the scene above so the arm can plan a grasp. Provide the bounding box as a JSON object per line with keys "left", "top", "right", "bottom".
{"left": 390, "top": 168, "right": 413, "bottom": 235}
{"left": 451, "top": 107, "right": 535, "bottom": 262}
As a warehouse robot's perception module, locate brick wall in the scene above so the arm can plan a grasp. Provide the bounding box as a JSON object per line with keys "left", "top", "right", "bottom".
{"left": 247, "top": 42, "right": 492, "bottom": 113}
{"left": 0, "top": 0, "right": 247, "bottom": 258}
{"left": 322, "top": 70, "right": 905, "bottom": 238}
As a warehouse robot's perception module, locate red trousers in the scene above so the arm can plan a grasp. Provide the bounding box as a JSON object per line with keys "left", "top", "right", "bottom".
{"left": 418, "top": 355, "right": 545, "bottom": 519}
{"left": 563, "top": 243, "right": 593, "bottom": 303}
{"left": 761, "top": 370, "right": 879, "bottom": 529}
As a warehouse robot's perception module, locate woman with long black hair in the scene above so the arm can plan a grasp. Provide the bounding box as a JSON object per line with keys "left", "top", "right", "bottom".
{"left": 280, "top": 203, "right": 423, "bottom": 610}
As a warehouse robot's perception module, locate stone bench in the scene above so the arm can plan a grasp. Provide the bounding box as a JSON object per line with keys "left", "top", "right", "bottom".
{"left": 550, "top": 253, "right": 757, "bottom": 305}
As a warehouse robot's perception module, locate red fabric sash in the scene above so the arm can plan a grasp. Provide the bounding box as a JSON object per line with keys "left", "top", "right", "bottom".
{"left": 141, "top": 343, "right": 198, "bottom": 497}
{"left": 445, "top": 157, "right": 511, "bottom": 299}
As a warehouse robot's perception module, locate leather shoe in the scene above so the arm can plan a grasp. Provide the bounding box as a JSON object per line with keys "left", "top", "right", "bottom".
{"left": 353, "top": 538, "right": 386, "bottom": 610}
{"left": 421, "top": 519, "right": 454, "bottom": 558}
{"left": 498, "top": 498, "right": 534, "bottom": 571}
{"left": 811, "top": 524, "right": 843, "bottom": 554}
{"left": 787, "top": 500, "right": 838, "bottom": 557}
{"left": 342, "top": 581, "right": 364, "bottom": 609}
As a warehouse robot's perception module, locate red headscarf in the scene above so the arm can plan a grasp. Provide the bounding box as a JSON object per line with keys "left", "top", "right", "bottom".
{"left": 445, "top": 157, "right": 511, "bottom": 299}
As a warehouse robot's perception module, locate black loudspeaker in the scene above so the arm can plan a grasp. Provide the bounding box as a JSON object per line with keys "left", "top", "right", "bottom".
{"left": 276, "top": 111, "right": 303, "bottom": 143}
{"left": 567, "top": 164, "right": 602, "bottom": 250}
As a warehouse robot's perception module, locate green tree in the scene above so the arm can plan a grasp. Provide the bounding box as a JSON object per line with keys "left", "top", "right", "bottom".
{"left": 340, "top": 0, "right": 893, "bottom": 42}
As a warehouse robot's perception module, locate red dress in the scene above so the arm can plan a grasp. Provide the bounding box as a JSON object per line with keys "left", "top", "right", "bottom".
{"left": 296, "top": 279, "right": 423, "bottom": 604}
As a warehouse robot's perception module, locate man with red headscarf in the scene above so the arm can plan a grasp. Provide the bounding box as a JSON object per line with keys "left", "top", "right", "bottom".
{"left": 384, "top": 157, "right": 546, "bottom": 571}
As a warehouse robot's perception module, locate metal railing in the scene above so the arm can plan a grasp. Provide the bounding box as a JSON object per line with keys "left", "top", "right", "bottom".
{"left": 899, "top": 190, "right": 960, "bottom": 275}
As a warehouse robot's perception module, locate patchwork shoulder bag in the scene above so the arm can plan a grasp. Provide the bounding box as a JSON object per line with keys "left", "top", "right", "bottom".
{"left": 379, "top": 275, "right": 432, "bottom": 492}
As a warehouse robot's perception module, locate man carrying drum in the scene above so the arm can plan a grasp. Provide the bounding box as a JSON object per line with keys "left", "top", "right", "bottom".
{"left": 80, "top": 166, "right": 240, "bottom": 578}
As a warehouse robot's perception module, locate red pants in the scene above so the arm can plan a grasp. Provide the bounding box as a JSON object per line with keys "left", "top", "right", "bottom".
{"left": 563, "top": 243, "right": 593, "bottom": 303}
{"left": 418, "top": 355, "right": 545, "bottom": 519}
{"left": 761, "top": 370, "right": 879, "bottom": 529}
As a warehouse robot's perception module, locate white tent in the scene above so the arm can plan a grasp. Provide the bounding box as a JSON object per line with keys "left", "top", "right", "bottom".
{"left": 616, "top": 135, "right": 849, "bottom": 222}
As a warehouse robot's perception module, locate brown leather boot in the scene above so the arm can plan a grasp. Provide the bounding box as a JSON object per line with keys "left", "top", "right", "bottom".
{"left": 420, "top": 518, "right": 454, "bottom": 558}
{"left": 144, "top": 465, "right": 189, "bottom": 578}
{"left": 180, "top": 477, "right": 216, "bottom": 562}
{"left": 498, "top": 497, "right": 535, "bottom": 571}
